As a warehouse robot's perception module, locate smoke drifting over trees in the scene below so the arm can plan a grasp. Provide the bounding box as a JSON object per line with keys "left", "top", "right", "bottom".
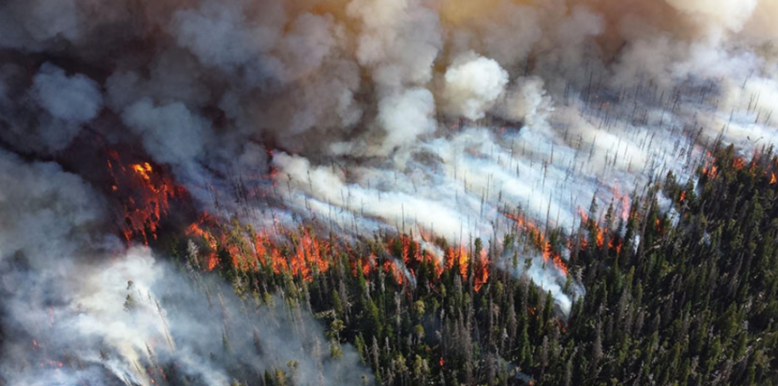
{"left": 2, "top": 0, "right": 778, "bottom": 385}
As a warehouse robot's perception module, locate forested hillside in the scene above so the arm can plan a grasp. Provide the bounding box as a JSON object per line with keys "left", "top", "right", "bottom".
{"left": 174, "top": 143, "right": 778, "bottom": 386}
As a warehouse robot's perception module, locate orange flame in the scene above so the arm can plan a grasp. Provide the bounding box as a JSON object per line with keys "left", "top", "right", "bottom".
{"left": 175, "top": 196, "right": 579, "bottom": 297}
{"left": 595, "top": 228, "right": 604, "bottom": 248}
{"left": 608, "top": 238, "right": 623, "bottom": 255}
{"left": 186, "top": 220, "right": 220, "bottom": 271}
{"left": 473, "top": 248, "right": 490, "bottom": 292}
{"left": 733, "top": 157, "right": 746, "bottom": 170}
{"left": 503, "top": 211, "right": 568, "bottom": 276}
{"left": 383, "top": 259, "right": 404, "bottom": 285}
{"left": 130, "top": 162, "right": 153, "bottom": 182}
{"left": 401, "top": 235, "right": 410, "bottom": 265}
{"left": 186, "top": 216, "right": 337, "bottom": 280}
{"left": 701, "top": 159, "right": 718, "bottom": 180}
{"left": 107, "top": 152, "right": 185, "bottom": 245}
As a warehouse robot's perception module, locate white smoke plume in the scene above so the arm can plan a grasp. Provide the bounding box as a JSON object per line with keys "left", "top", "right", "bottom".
{"left": 4, "top": 0, "right": 778, "bottom": 382}
{"left": 443, "top": 54, "right": 509, "bottom": 120}
{"left": 498, "top": 76, "right": 554, "bottom": 129}
{"left": 377, "top": 88, "right": 437, "bottom": 155}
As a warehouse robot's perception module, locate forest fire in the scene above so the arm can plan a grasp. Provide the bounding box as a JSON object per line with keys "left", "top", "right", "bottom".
{"left": 473, "top": 248, "right": 490, "bottom": 292}
{"left": 185, "top": 219, "right": 220, "bottom": 271}
{"left": 595, "top": 228, "right": 605, "bottom": 249}
{"left": 106, "top": 151, "right": 187, "bottom": 245}
{"left": 93, "top": 134, "right": 582, "bottom": 334}
{"left": 291, "top": 228, "right": 329, "bottom": 281}
{"left": 130, "top": 163, "right": 153, "bottom": 182}
{"left": 179, "top": 209, "right": 498, "bottom": 290}
{"left": 503, "top": 211, "right": 568, "bottom": 276}
{"left": 184, "top": 212, "right": 337, "bottom": 281}
{"left": 608, "top": 238, "right": 623, "bottom": 255}
{"left": 733, "top": 157, "right": 746, "bottom": 171}
{"left": 701, "top": 152, "right": 719, "bottom": 180}
{"left": 6, "top": 0, "right": 778, "bottom": 384}
{"left": 445, "top": 245, "right": 470, "bottom": 279}
{"left": 383, "top": 260, "right": 405, "bottom": 285}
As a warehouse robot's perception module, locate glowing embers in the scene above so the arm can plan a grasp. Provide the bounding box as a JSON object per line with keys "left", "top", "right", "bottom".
{"left": 106, "top": 151, "right": 186, "bottom": 245}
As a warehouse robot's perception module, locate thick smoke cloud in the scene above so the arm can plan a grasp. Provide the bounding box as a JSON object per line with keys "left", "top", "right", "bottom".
{"left": 170, "top": 0, "right": 284, "bottom": 78}
{"left": 33, "top": 63, "right": 102, "bottom": 124}
{"left": 0, "top": 150, "right": 371, "bottom": 385}
{"left": 0, "top": 149, "right": 107, "bottom": 265}
{"left": 443, "top": 54, "right": 509, "bottom": 120}
{"left": 348, "top": 0, "right": 442, "bottom": 88}
{"left": 4, "top": 0, "right": 778, "bottom": 382}
{"left": 0, "top": 63, "right": 103, "bottom": 153}
{"left": 121, "top": 98, "right": 209, "bottom": 177}
{"left": 498, "top": 76, "right": 553, "bottom": 128}
{"left": 377, "top": 88, "right": 436, "bottom": 155}
{"left": 0, "top": 0, "right": 81, "bottom": 50}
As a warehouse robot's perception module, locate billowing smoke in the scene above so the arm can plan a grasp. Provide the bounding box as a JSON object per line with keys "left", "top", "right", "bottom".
{"left": 377, "top": 88, "right": 436, "bottom": 155}
{"left": 3, "top": 0, "right": 778, "bottom": 383}
{"left": 498, "top": 76, "right": 553, "bottom": 129}
{"left": 443, "top": 54, "right": 508, "bottom": 120}
{"left": 121, "top": 97, "right": 211, "bottom": 181}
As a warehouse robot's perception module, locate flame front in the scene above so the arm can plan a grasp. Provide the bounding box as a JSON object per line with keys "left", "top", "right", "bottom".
{"left": 182, "top": 213, "right": 498, "bottom": 291}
